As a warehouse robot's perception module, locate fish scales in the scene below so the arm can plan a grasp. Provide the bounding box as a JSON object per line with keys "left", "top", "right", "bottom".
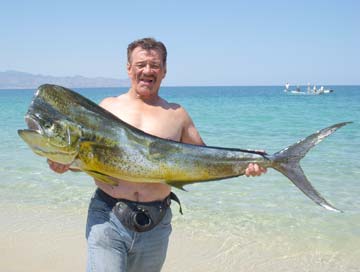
{"left": 18, "top": 84, "right": 351, "bottom": 212}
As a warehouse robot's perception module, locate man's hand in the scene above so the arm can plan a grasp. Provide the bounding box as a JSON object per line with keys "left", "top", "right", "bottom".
{"left": 47, "top": 159, "right": 71, "bottom": 174}
{"left": 245, "top": 163, "right": 267, "bottom": 177}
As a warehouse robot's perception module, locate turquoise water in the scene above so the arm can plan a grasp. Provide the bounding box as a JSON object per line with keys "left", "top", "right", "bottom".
{"left": 1, "top": 86, "right": 360, "bottom": 270}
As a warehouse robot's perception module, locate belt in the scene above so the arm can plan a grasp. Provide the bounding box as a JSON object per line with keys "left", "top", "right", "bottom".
{"left": 96, "top": 188, "right": 183, "bottom": 214}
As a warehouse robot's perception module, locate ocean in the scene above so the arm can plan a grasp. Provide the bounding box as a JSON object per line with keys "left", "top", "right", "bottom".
{"left": 1, "top": 85, "right": 359, "bottom": 271}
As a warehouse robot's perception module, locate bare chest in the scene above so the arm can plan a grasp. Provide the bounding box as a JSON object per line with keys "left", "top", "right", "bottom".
{"left": 109, "top": 107, "right": 183, "bottom": 141}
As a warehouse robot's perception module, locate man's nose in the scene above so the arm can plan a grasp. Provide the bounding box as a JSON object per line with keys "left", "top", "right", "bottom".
{"left": 143, "top": 64, "right": 152, "bottom": 73}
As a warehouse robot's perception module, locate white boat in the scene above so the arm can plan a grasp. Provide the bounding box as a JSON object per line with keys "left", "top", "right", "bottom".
{"left": 286, "top": 90, "right": 308, "bottom": 95}
{"left": 322, "top": 89, "right": 334, "bottom": 94}
{"left": 284, "top": 84, "right": 334, "bottom": 95}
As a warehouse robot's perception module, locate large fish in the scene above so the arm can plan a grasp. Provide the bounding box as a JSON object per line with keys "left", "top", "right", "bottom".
{"left": 18, "top": 84, "right": 350, "bottom": 212}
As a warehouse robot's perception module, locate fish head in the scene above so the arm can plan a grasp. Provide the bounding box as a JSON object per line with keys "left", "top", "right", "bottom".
{"left": 18, "top": 107, "right": 82, "bottom": 164}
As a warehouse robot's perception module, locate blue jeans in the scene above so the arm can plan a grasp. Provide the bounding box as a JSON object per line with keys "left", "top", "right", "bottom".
{"left": 86, "top": 189, "right": 173, "bottom": 272}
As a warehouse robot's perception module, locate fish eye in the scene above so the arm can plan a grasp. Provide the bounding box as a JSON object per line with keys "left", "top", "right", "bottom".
{"left": 43, "top": 122, "right": 53, "bottom": 129}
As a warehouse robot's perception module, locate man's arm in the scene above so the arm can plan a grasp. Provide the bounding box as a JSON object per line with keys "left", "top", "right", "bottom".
{"left": 180, "top": 111, "right": 205, "bottom": 146}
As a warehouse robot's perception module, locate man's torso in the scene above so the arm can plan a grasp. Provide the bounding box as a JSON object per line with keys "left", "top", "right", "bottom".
{"left": 95, "top": 93, "right": 184, "bottom": 202}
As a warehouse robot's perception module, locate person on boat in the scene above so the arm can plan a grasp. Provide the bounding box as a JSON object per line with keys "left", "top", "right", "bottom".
{"left": 285, "top": 83, "right": 290, "bottom": 92}
{"left": 313, "top": 85, "right": 317, "bottom": 94}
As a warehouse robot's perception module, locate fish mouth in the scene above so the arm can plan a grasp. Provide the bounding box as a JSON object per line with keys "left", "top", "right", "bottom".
{"left": 25, "top": 114, "right": 43, "bottom": 134}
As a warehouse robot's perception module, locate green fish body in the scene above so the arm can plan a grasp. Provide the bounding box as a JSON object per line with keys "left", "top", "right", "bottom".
{"left": 18, "top": 84, "right": 351, "bottom": 212}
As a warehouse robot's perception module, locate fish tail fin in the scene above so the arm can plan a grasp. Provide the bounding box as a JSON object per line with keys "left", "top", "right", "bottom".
{"left": 271, "top": 122, "right": 351, "bottom": 212}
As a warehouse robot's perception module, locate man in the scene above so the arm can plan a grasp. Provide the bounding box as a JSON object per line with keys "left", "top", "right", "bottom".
{"left": 48, "top": 37, "right": 266, "bottom": 272}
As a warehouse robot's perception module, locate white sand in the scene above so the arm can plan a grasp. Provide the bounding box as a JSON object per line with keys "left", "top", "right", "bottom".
{"left": 1, "top": 205, "right": 359, "bottom": 272}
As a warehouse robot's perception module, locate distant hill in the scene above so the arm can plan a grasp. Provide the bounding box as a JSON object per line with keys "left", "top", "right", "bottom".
{"left": 0, "top": 70, "right": 130, "bottom": 89}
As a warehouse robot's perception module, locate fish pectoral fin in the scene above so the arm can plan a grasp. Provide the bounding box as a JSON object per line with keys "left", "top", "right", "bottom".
{"left": 83, "top": 169, "right": 118, "bottom": 186}
{"left": 165, "top": 181, "right": 189, "bottom": 191}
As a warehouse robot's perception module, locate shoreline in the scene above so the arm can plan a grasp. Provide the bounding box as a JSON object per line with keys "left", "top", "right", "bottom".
{"left": 1, "top": 204, "right": 359, "bottom": 272}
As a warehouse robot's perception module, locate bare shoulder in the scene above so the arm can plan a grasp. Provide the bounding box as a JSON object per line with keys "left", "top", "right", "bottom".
{"left": 176, "top": 104, "right": 193, "bottom": 124}
{"left": 99, "top": 94, "right": 127, "bottom": 110}
{"left": 163, "top": 100, "right": 204, "bottom": 145}
{"left": 99, "top": 96, "right": 115, "bottom": 107}
{"left": 160, "top": 98, "right": 185, "bottom": 114}
{"left": 161, "top": 99, "right": 191, "bottom": 123}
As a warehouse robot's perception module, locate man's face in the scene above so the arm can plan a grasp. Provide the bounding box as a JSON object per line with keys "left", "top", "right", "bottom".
{"left": 127, "top": 47, "right": 166, "bottom": 98}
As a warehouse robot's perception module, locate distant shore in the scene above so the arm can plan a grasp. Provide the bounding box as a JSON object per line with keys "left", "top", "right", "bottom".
{"left": 0, "top": 70, "right": 130, "bottom": 90}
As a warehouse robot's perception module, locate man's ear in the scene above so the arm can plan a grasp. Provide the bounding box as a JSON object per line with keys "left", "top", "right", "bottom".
{"left": 127, "top": 62, "right": 132, "bottom": 76}
{"left": 162, "top": 65, "right": 167, "bottom": 78}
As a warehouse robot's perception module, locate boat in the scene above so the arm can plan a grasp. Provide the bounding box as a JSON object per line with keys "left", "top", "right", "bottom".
{"left": 284, "top": 83, "right": 334, "bottom": 95}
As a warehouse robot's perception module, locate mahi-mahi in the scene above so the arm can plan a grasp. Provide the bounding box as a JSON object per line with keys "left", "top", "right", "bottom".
{"left": 18, "top": 84, "right": 351, "bottom": 212}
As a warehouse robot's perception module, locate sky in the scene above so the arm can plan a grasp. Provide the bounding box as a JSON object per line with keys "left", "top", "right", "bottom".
{"left": 1, "top": 0, "right": 359, "bottom": 86}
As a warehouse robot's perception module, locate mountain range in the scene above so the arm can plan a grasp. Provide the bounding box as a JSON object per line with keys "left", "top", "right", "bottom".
{"left": 0, "top": 70, "right": 130, "bottom": 89}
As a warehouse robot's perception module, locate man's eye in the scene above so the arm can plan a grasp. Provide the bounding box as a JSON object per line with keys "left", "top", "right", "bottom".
{"left": 151, "top": 64, "right": 160, "bottom": 69}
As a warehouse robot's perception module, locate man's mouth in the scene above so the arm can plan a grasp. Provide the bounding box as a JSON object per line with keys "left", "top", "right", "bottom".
{"left": 140, "top": 78, "right": 155, "bottom": 85}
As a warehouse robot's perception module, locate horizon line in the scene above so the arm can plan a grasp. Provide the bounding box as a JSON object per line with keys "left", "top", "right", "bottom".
{"left": 1, "top": 84, "right": 359, "bottom": 91}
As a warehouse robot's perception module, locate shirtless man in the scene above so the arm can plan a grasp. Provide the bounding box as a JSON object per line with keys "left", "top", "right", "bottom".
{"left": 48, "top": 38, "right": 266, "bottom": 272}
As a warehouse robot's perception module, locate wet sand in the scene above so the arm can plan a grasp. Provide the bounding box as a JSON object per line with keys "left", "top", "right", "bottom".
{"left": 0, "top": 206, "right": 86, "bottom": 272}
{"left": 1, "top": 205, "right": 359, "bottom": 272}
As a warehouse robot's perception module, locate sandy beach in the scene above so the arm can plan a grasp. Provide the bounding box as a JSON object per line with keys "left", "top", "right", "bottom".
{"left": 2, "top": 203, "right": 360, "bottom": 272}
{"left": 0, "top": 204, "right": 86, "bottom": 272}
